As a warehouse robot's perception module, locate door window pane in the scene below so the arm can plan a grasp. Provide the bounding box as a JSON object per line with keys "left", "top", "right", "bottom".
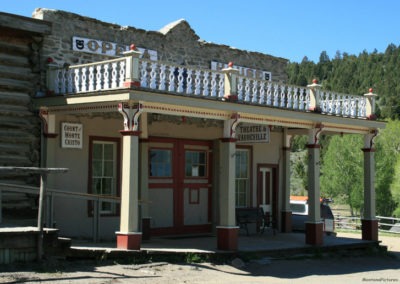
{"left": 235, "top": 149, "right": 250, "bottom": 207}
{"left": 185, "top": 151, "right": 206, "bottom": 177}
{"left": 91, "top": 141, "right": 117, "bottom": 214}
{"left": 149, "top": 149, "right": 172, "bottom": 177}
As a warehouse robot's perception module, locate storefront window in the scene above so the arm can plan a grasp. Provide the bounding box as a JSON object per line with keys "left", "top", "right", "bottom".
{"left": 235, "top": 149, "right": 250, "bottom": 207}
{"left": 185, "top": 150, "right": 206, "bottom": 177}
{"left": 149, "top": 149, "right": 172, "bottom": 177}
{"left": 91, "top": 140, "right": 118, "bottom": 214}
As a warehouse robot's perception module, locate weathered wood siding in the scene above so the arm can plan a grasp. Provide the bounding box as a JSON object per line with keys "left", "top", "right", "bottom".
{"left": 0, "top": 14, "right": 51, "bottom": 213}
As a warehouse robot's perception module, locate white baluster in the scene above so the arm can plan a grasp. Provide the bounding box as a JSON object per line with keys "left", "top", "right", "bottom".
{"left": 335, "top": 94, "right": 342, "bottom": 115}
{"left": 111, "top": 63, "right": 118, "bottom": 89}
{"left": 237, "top": 77, "right": 244, "bottom": 101}
{"left": 103, "top": 64, "right": 110, "bottom": 89}
{"left": 186, "top": 69, "right": 193, "bottom": 94}
{"left": 273, "top": 84, "right": 279, "bottom": 107}
{"left": 266, "top": 82, "right": 272, "bottom": 105}
{"left": 150, "top": 62, "right": 158, "bottom": 89}
{"left": 280, "top": 85, "right": 286, "bottom": 108}
{"left": 96, "top": 65, "right": 102, "bottom": 90}
{"left": 211, "top": 72, "right": 217, "bottom": 97}
{"left": 59, "top": 69, "right": 66, "bottom": 94}
{"left": 299, "top": 87, "right": 305, "bottom": 110}
{"left": 259, "top": 81, "right": 265, "bottom": 104}
{"left": 67, "top": 69, "right": 74, "bottom": 93}
{"left": 350, "top": 96, "right": 356, "bottom": 117}
{"left": 88, "top": 66, "right": 95, "bottom": 91}
{"left": 319, "top": 91, "right": 326, "bottom": 113}
{"left": 218, "top": 72, "right": 224, "bottom": 98}
{"left": 286, "top": 86, "right": 293, "bottom": 109}
{"left": 74, "top": 68, "right": 80, "bottom": 92}
{"left": 359, "top": 97, "right": 366, "bottom": 118}
{"left": 194, "top": 70, "right": 201, "bottom": 95}
{"left": 252, "top": 80, "right": 258, "bottom": 103}
{"left": 81, "top": 67, "right": 87, "bottom": 92}
{"left": 177, "top": 67, "right": 184, "bottom": 93}
{"left": 140, "top": 61, "right": 148, "bottom": 88}
{"left": 244, "top": 78, "right": 251, "bottom": 102}
{"left": 168, "top": 65, "right": 175, "bottom": 92}
{"left": 293, "top": 87, "right": 299, "bottom": 110}
{"left": 202, "top": 70, "right": 209, "bottom": 97}
{"left": 159, "top": 64, "right": 166, "bottom": 91}
{"left": 119, "top": 61, "right": 125, "bottom": 87}
{"left": 305, "top": 89, "right": 311, "bottom": 110}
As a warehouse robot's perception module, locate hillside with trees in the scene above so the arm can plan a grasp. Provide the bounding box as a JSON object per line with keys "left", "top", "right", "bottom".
{"left": 287, "top": 44, "right": 400, "bottom": 217}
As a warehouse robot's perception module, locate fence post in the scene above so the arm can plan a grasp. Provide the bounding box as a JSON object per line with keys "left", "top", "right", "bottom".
{"left": 123, "top": 44, "right": 142, "bottom": 88}
{"left": 37, "top": 173, "right": 48, "bottom": 260}
{"left": 221, "top": 62, "right": 239, "bottom": 102}
{"left": 364, "top": 88, "right": 378, "bottom": 120}
{"left": 92, "top": 198, "right": 99, "bottom": 243}
{"left": 307, "top": 79, "right": 321, "bottom": 112}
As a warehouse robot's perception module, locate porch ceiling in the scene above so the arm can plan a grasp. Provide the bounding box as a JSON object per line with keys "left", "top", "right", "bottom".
{"left": 34, "top": 88, "right": 386, "bottom": 135}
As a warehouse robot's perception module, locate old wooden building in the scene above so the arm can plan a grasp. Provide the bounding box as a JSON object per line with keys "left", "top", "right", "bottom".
{"left": 0, "top": 9, "right": 385, "bottom": 251}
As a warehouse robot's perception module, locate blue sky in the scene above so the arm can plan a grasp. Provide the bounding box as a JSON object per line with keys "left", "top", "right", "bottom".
{"left": 2, "top": 0, "right": 400, "bottom": 63}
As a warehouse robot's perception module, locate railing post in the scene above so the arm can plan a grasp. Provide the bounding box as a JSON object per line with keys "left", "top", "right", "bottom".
{"left": 93, "top": 197, "right": 99, "bottom": 243}
{"left": 46, "top": 58, "right": 59, "bottom": 95}
{"left": 37, "top": 173, "right": 47, "bottom": 260}
{"left": 307, "top": 79, "right": 322, "bottom": 112}
{"left": 123, "top": 44, "right": 142, "bottom": 88}
{"left": 364, "top": 88, "right": 378, "bottom": 120}
{"left": 222, "top": 62, "right": 239, "bottom": 102}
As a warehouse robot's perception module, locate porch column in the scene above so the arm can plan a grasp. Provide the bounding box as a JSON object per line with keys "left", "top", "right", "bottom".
{"left": 362, "top": 131, "right": 378, "bottom": 241}
{"left": 306, "top": 126, "right": 323, "bottom": 245}
{"left": 116, "top": 131, "right": 142, "bottom": 249}
{"left": 281, "top": 128, "right": 292, "bottom": 232}
{"left": 116, "top": 103, "right": 143, "bottom": 250}
{"left": 217, "top": 138, "right": 238, "bottom": 250}
{"left": 217, "top": 115, "right": 240, "bottom": 251}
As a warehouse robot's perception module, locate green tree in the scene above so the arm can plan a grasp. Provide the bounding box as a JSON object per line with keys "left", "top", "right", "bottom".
{"left": 320, "top": 135, "right": 364, "bottom": 216}
{"left": 375, "top": 120, "right": 400, "bottom": 216}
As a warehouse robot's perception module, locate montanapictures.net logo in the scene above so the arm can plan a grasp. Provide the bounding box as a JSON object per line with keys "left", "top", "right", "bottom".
{"left": 362, "top": 278, "right": 399, "bottom": 282}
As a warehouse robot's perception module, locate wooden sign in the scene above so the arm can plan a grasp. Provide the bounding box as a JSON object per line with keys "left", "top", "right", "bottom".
{"left": 61, "top": 122, "right": 83, "bottom": 149}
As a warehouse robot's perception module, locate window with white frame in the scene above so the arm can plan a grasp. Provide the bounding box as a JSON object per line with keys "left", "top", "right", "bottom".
{"left": 91, "top": 140, "right": 118, "bottom": 214}
{"left": 235, "top": 148, "right": 250, "bottom": 207}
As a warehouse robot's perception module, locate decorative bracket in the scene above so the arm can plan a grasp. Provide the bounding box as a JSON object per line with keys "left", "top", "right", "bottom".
{"left": 364, "top": 129, "right": 378, "bottom": 149}
{"left": 308, "top": 123, "right": 324, "bottom": 145}
{"left": 118, "top": 102, "right": 143, "bottom": 132}
{"left": 39, "top": 108, "right": 58, "bottom": 138}
{"left": 223, "top": 113, "right": 241, "bottom": 139}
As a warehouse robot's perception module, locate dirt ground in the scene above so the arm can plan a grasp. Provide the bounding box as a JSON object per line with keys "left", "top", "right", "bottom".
{"left": 1, "top": 232, "right": 399, "bottom": 284}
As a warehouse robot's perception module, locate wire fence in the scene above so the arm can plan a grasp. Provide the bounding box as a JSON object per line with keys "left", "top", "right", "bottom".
{"left": 335, "top": 214, "right": 400, "bottom": 234}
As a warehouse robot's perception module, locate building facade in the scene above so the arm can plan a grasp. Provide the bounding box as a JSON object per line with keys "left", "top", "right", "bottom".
{"left": 0, "top": 9, "right": 385, "bottom": 251}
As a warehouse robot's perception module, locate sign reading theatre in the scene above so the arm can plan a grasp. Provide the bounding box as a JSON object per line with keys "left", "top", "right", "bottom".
{"left": 61, "top": 123, "right": 83, "bottom": 149}
{"left": 237, "top": 124, "right": 270, "bottom": 143}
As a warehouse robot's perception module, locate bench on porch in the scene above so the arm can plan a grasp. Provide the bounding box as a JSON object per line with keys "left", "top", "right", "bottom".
{"left": 236, "top": 207, "right": 276, "bottom": 236}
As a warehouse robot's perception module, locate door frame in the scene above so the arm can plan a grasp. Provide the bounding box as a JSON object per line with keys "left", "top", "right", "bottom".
{"left": 256, "top": 163, "right": 279, "bottom": 228}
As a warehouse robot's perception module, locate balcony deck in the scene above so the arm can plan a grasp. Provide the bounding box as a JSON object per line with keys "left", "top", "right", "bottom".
{"left": 42, "top": 50, "right": 382, "bottom": 133}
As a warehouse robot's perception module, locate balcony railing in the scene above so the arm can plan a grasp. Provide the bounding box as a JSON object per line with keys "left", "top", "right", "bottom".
{"left": 45, "top": 48, "right": 377, "bottom": 120}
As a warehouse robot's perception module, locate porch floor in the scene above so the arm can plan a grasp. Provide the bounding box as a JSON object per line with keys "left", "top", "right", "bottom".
{"left": 68, "top": 231, "right": 382, "bottom": 260}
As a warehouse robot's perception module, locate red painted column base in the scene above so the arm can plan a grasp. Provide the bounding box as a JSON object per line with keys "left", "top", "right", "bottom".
{"left": 362, "top": 219, "right": 378, "bottom": 241}
{"left": 305, "top": 222, "right": 324, "bottom": 245}
{"left": 223, "top": 93, "right": 238, "bottom": 102}
{"left": 116, "top": 232, "right": 142, "bottom": 250}
{"left": 216, "top": 226, "right": 239, "bottom": 251}
{"left": 123, "top": 81, "right": 141, "bottom": 88}
{"left": 281, "top": 211, "right": 292, "bottom": 233}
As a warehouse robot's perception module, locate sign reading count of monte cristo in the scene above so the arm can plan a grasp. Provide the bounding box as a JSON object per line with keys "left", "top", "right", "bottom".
{"left": 237, "top": 124, "right": 270, "bottom": 143}
{"left": 61, "top": 123, "right": 83, "bottom": 149}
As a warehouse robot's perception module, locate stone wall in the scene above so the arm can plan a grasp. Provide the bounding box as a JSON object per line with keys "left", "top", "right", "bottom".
{"left": 32, "top": 8, "right": 288, "bottom": 88}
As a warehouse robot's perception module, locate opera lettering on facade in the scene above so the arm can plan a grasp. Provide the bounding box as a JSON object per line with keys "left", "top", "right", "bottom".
{"left": 237, "top": 124, "right": 270, "bottom": 143}
{"left": 61, "top": 122, "right": 83, "bottom": 149}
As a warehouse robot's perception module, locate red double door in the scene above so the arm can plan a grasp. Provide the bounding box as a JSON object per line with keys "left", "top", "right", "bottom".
{"left": 148, "top": 138, "right": 213, "bottom": 236}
